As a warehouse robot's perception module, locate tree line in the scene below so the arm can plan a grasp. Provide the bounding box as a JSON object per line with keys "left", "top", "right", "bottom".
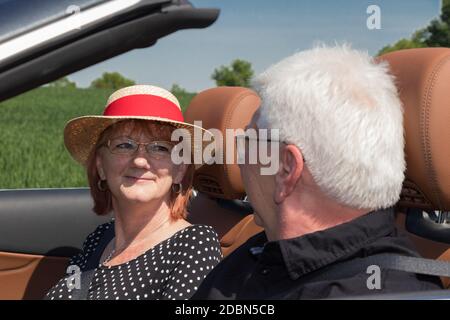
{"left": 49, "top": 60, "right": 254, "bottom": 93}
{"left": 378, "top": 0, "right": 449, "bottom": 55}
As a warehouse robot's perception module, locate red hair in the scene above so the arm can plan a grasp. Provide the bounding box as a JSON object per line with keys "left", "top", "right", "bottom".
{"left": 86, "top": 120, "right": 194, "bottom": 220}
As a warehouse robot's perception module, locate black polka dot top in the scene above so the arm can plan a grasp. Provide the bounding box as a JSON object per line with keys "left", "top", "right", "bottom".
{"left": 45, "top": 222, "right": 222, "bottom": 300}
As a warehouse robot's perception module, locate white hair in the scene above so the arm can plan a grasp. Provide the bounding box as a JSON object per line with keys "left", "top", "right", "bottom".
{"left": 252, "top": 45, "right": 405, "bottom": 210}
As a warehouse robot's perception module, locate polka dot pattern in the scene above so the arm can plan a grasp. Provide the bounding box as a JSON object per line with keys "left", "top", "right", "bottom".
{"left": 45, "top": 222, "right": 222, "bottom": 300}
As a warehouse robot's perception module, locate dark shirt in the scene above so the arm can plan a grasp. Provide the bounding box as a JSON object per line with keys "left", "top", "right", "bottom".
{"left": 192, "top": 208, "right": 442, "bottom": 299}
{"left": 46, "top": 222, "right": 222, "bottom": 300}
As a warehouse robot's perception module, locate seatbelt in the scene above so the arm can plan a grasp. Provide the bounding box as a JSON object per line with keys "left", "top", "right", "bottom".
{"left": 310, "top": 253, "right": 450, "bottom": 282}
{"left": 70, "top": 225, "right": 115, "bottom": 300}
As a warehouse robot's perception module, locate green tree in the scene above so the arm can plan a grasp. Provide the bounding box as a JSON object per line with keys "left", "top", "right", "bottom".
{"left": 378, "top": 30, "right": 427, "bottom": 55}
{"left": 425, "top": 0, "right": 450, "bottom": 47}
{"left": 48, "top": 77, "right": 77, "bottom": 88}
{"left": 90, "top": 72, "right": 135, "bottom": 90}
{"left": 378, "top": 0, "right": 450, "bottom": 55}
{"left": 170, "top": 84, "right": 196, "bottom": 112}
{"left": 170, "top": 84, "right": 189, "bottom": 96}
{"left": 211, "top": 59, "right": 254, "bottom": 87}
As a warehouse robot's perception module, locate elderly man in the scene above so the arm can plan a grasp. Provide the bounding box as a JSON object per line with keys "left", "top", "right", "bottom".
{"left": 192, "top": 45, "right": 442, "bottom": 299}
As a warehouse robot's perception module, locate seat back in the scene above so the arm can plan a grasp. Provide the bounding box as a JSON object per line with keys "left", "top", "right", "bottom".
{"left": 184, "top": 87, "right": 263, "bottom": 256}
{"left": 379, "top": 48, "right": 450, "bottom": 288}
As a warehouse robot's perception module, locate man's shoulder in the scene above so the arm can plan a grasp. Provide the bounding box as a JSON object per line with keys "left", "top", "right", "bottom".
{"left": 295, "top": 268, "right": 443, "bottom": 299}
{"left": 224, "top": 230, "right": 267, "bottom": 259}
{"left": 191, "top": 231, "right": 266, "bottom": 300}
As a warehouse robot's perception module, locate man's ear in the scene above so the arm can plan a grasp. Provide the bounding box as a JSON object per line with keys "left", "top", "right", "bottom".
{"left": 274, "top": 145, "right": 304, "bottom": 204}
{"left": 96, "top": 155, "right": 106, "bottom": 180}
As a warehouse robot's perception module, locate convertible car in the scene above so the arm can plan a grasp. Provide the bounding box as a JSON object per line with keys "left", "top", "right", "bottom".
{"left": 0, "top": 0, "right": 449, "bottom": 300}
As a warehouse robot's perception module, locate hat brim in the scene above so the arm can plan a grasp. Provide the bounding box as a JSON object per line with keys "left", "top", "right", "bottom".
{"left": 64, "top": 115, "right": 215, "bottom": 168}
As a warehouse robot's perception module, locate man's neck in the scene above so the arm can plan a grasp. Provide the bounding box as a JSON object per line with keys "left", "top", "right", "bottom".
{"left": 273, "top": 194, "right": 369, "bottom": 241}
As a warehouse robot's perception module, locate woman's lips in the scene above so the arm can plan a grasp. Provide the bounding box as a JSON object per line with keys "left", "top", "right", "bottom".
{"left": 125, "top": 176, "right": 154, "bottom": 182}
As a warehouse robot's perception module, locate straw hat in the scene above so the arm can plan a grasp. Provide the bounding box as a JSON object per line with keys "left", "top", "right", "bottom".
{"left": 64, "top": 85, "right": 213, "bottom": 166}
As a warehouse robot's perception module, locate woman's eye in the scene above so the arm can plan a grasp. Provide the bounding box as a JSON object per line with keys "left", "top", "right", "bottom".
{"left": 150, "top": 144, "right": 170, "bottom": 153}
{"left": 116, "top": 142, "right": 134, "bottom": 149}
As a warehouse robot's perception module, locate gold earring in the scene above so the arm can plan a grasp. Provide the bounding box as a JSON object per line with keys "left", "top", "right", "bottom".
{"left": 172, "top": 183, "right": 182, "bottom": 194}
{"left": 97, "top": 179, "right": 108, "bottom": 192}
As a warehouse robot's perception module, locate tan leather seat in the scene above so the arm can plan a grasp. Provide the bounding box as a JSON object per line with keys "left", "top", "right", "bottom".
{"left": 379, "top": 48, "right": 450, "bottom": 288}
{"left": 184, "top": 87, "right": 263, "bottom": 257}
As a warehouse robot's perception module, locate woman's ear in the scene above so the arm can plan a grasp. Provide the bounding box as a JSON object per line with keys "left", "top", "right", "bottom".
{"left": 274, "top": 145, "right": 304, "bottom": 204}
{"left": 96, "top": 154, "right": 106, "bottom": 180}
{"left": 173, "top": 163, "right": 189, "bottom": 184}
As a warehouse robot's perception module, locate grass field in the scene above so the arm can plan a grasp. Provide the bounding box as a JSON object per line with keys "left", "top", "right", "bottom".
{"left": 0, "top": 87, "right": 195, "bottom": 189}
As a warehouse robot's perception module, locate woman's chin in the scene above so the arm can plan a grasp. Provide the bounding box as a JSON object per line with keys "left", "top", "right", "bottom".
{"left": 119, "top": 186, "right": 158, "bottom": 203}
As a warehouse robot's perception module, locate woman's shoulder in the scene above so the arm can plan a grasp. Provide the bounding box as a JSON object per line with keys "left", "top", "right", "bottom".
{"left": 169, "top": 224, "right": 221, "bottom": 250}
{"left": 173, "top": 224, "right": 219, "bottom": 240}
{"left": 82, "top": 220, "right": 114, "bottom": 247}
{"left": 167, "top": 224, "right": 222, "bottom": 261}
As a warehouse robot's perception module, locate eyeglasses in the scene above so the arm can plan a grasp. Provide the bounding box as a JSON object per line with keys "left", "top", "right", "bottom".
{"left": 104, "top": 136, "right": 174, "bottom": 160}
{"left": 234, "top": 134, "right": 279, "bottom": 152}
{"left": 234, "top": 135, "right": 276, "bottom": 144}
{"left": 234, "top": 134, "right": 280, "bottom": 164}
{"left": 235, "top": 134, "right": 305, "bottom": 164}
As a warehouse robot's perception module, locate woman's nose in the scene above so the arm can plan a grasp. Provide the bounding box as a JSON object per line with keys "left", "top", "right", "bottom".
{"left": 132, "top": 149, "right": 151, "bottom": 168}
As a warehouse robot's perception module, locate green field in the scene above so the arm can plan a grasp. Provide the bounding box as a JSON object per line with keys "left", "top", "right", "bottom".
{"left": 0, "top": 87, "right": 195, "bottom": 189}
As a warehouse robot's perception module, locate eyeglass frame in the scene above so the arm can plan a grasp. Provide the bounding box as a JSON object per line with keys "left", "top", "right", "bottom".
{"left": 234, "top": 134, "right": 278, "bottom": 144}
{"left": 102, "top": 136, "right": 175, "bottom": 160}
{"left": 234, "top": 133, "right": 279, "bottom": 164}
{"left": 234, "top": 134, "right": 305, "bottom": 163}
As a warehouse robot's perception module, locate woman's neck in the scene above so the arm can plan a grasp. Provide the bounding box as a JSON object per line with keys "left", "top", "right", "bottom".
{"left": 111, "top": 198, "right": 173, "bottom": 251}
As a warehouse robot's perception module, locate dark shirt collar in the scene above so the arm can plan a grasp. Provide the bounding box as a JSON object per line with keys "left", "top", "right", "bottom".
{"left": 256, "top": 208, "right": 395, "bottom": 280}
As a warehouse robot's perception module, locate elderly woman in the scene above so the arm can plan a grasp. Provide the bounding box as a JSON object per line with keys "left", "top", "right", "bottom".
{"left": 46, "top": 85, "right": 222, "bottom": 300}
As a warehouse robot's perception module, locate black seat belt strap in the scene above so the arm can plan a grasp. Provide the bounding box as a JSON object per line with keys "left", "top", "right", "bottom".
{"left": 70, "top": 224, "right": 115, "bottom": 300}
{"left": 311, "top": 253, "right": 450, "bottom": 281}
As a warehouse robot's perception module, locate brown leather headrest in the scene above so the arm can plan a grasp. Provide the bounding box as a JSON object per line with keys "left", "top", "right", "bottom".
{"left": 379, "top": 48, "right": 450, "bottom": 210}
{"left": 184, "top": 87, "right": 260, "bottom": 199}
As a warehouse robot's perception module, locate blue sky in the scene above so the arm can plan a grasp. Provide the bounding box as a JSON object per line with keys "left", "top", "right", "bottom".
{"left": 69, "top": 0, "right": 442, "bottom": 92}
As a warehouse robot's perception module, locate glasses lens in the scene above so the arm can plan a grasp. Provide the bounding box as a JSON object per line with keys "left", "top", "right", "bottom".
{"left": 146, "top": 141, "right": 173, "bottom": 159}
{"left": 235, "top": 135, "right": 247, "bottom": 163}
{"left": 109, "top": 137, "right": 137, "bottom": 154}
{"left": 234, "top": 135, "right": 261, "bottom": 164}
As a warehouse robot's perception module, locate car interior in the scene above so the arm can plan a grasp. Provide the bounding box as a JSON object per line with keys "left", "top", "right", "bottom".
{"left": 0, "top": 44, "right": 449, "bottom": 299}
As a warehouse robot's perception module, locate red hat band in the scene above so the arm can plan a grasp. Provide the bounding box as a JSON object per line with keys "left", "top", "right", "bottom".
{"left": 103, "top": 94, "right": 184, "bottom": 122}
